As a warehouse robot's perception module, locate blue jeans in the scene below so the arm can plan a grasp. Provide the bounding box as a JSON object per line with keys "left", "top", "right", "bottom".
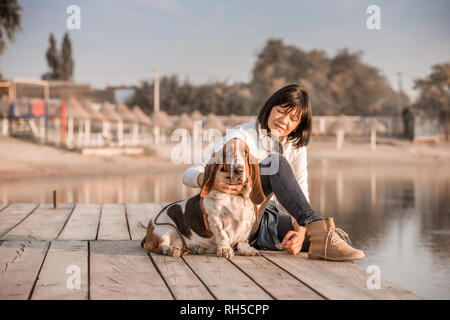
{"left": 249, "top": 153, "right": 323, "bottom": 250}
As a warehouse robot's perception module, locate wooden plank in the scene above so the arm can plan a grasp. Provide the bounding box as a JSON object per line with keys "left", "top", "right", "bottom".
{"left": 90, "top": 240, "right": 173, "bottom": 300}
{"left": 262, "top": 252, "right": 374, "bottom": 299}
{"left": 307, "top": 258, "right": 423, "bottom": 300}
{"left": 0, "top": 203, "right": 9, "bottom": 212}
{"left": 58, "top": 204, "right": 101, "bottom": 240}
{"left": 1, "top": 203, "right": 73, "bottom": 241}
{"left": 182, "top": 254, "right": 272, "bottom": 300}
{"left": 0, "top": 240, "right": 50, "bottom": 300}
{"left": 97, "top": 204, "right": 130, "bottom": 240}
{"left": 125, "top": 203, "right": 163, "bottom": 240}
{"left": 150, "top": 253, "right": 214, "bottom": 300}
{"left": 31, "top": 241, "right": 88, "bottom": 300}
{"left": 0, "top": 203, "right": 38, "bottom": 238}
{"left": 229, "top": 255, "right": 323, "bottom": 300}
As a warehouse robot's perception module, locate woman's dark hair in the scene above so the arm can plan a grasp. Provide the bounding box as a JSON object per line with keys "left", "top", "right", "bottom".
{"left": 257, "top": 84, "right": 312, "bottom": 148}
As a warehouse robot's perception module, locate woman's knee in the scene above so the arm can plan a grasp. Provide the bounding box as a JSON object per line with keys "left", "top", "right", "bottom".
{"left": 259, "top": 153, "right": 290, "bottom": 175}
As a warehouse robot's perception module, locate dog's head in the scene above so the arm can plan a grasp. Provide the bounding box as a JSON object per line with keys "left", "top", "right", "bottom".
{"left": 200, "top": 137, "right": 266, "bottom": 205}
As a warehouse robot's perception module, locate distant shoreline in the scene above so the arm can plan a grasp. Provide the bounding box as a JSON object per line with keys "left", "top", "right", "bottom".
{"left": 1, "top": 135, "right": 449, "bottom": 183}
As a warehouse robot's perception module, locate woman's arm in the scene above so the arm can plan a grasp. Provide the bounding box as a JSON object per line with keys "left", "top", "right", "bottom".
{"left": 182, "top": 130, "right": 234, "bottom": 188}
{"left": 197, "top": 173, "right": 204, "bottom": 188}
{"left": 182, "top": 165, "right": 205, "bottom": 188}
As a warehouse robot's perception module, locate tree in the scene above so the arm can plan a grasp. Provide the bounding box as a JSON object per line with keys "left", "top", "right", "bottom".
{"left": 42, "top": 32, "right": 74, "bottom": 80}
{"left": 250, "top": 39, "right": 401, "bottom": 116}
{"left": 0, "top": 0, "right": 22, "bottom": 78}
{"left": 414, "top": 63, "right": 450, "bottom": 140}
{"left": 60, "top": 32, "right": 74, "bottom": 80}
{"left": 0, "top": 0, "right": 22, "bottom": 55}
{"left": 327, "top": 49, "right": 399, "bottom": 116}
{"left": 42, "top": 34, "right": 59, "bottom": 80}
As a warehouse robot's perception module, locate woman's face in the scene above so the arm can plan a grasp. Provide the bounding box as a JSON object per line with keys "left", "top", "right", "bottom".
{"left": 267, "top": 105, "right": 302, "bottom": 139}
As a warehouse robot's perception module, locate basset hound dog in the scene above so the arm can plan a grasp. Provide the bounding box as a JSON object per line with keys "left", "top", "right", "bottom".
{"left": 141, "top": 137, "right": 266, "bottom": 258}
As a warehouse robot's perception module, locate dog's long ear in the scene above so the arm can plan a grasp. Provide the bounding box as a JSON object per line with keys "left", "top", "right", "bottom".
{"left": 200, "top": 158, "right": 219, "bottom": 197}
{"left": 246, "top": 145, "right": 266, "bottom": 205}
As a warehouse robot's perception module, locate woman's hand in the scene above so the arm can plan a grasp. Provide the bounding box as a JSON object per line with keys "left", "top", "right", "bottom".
{"left": 212, "top": 165, "right": 243, "bottom": 195}
{"left": 280, "top": 228, "right": 306, "bottom": 255}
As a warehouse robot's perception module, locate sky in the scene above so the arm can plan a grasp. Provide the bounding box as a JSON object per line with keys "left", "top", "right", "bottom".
{"left": 2, "top": 0, "right": 450, "bottom": 101}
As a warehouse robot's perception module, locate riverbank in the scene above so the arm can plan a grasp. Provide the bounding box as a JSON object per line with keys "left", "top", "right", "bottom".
{"left": 1, "top": 135, "right": 449, "bottom": 182}
{"left": 0, "top": 136, "right": 189, "bottom": 182}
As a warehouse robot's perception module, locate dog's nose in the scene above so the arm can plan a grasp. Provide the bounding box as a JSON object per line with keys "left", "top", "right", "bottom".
{"left": 234, "top": 165, "right": 244, "bottom": 174}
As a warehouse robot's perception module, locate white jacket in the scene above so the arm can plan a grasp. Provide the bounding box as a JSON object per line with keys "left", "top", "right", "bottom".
{"left": 182, "top": 120, "right": 310, "bottom": 212}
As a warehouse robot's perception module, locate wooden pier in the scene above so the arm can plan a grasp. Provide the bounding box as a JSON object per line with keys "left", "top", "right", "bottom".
{"left": 0, "top": 203, "right": 422, "bottom": 300}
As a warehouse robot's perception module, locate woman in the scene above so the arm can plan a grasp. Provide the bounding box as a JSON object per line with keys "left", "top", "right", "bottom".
{"left": 182, "top": 84, "right": 365, "bottom": 261}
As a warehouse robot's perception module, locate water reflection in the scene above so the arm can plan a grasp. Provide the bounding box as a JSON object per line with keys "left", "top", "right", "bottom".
{"left": 0, "top": 171, "right": 198, "bottom": 204}
{"left": 308, "top": 161, "right": 450, "bottom": 300}
{"left": 0, "top": 162, "right": 449, "bottom": 299}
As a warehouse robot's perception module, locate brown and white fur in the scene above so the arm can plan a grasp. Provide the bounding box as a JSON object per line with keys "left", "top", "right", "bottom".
{"left": 141, "top": 138, "right": 266, "bottom": 258}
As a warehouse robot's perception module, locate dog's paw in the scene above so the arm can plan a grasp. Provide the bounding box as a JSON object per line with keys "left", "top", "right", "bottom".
{"left": 163, "top": 246, "right": 183, "bottom": 257}
{"left": 190, "top": 245, "right": 207, "bottom": 255}
{"left": 238, "top": 246, "right": 259, "bottom": 256}
{"left": 237, "top": 241, "right": 259, "bottom": 256}
{"left": 217, "top": 246, "right": 234, "bottom": 258}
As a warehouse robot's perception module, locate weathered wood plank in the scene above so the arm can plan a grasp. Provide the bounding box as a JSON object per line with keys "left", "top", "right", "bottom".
{"left": 58, "top": 204, "right": 101, "bottom": 240}
{"left": 229, "top": 255, "right": 324, "bottom": 300}
{"left": 90, "top": 240, "right": 173, "bottom": 300}
{"left": 125, "top": 203, "right": 163, "bottom": 240}
{"left": 0, "top": 203, "right": 38, "bottom": 238}
{"left": 0, "top": 240, "right": 50, "bottom": 300}
{"left": 31, "top": 241, "right": 89, "bottom": 300}
{"left": 262, "top": 252, "right": 373, "bottom": 300}
{"left": 1, "top": 203, "right": 73, "bottom": 241}
{"left": 97, "top": 204, "right": 130, "bottom": 240}
{"left": 150, "top": 253, "right": 214, "bottom": 300}
{"left": 0, "top": 203, "right": 9, "bottom": 212}
{"left": 182, "top": 254, "right": 272, "bottom": 300}
{"left": 308, "top": 259, "right": 423, "bottom": 300}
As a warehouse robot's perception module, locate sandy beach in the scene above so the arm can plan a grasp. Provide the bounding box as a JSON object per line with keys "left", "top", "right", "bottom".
{"left": 0, "top": 136, "right": 189, "bottom": 181}
{"left": 1, "top": 135, "right": 449, "bottom": 182}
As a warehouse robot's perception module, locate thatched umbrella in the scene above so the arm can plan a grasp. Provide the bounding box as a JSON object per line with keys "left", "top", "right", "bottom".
{"left": 329, "top": 115, "right": 354, "bottom": 151}
{"left": 204, "top": 113, "right": 225, "bottom": 133}
{"left": 151, "top": 110, "right": 172, "bottom": 129}
{"left": 66, "top": 98, "right": 90, "bottom": 148}
{"left": 173, "top": 112, "right": 194, "bottom": 132}
{"left": 116, "top": 103, "right": 141, "bottom": 145}
{"left": 80, "top": 101, "right": 107, "bottom": 146}
{"left": 151, "top": 110, "right": 172, "bottom": 145}
{"left": 132, "top": 105, "right": 152, "bottom": 126}
{"left": 66, "top": 97, "right": 90, "bottom": 120}
{"left": 132, "top": 105, "right": 152, "bottom": 144}
{"left": 191, "top": 110, "right": 203, "bottom": 122}
{"left": 116, "top": 103, "right": 139, "bottom": 123}
{"left": 100, "top": 102, "right": 121, "bottom": 122}
{"left": 81, "top": 100, "right": 105, "bottom": 122}
{"left": 370, "top": 118, "right": 387, "bottom": 151}
{"left": 100, "top": 102, "right": 123, "bottom": 146}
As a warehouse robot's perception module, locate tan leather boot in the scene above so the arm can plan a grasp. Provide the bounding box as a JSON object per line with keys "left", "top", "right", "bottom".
{"left": 305, "top": 218, "right": 365, "bottom": 261}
